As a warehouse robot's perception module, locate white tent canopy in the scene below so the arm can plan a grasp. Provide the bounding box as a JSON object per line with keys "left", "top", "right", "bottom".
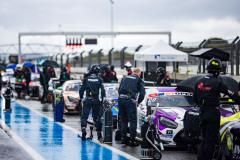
{"left": 134, "top": 40, "right": 188, "bottom": 62}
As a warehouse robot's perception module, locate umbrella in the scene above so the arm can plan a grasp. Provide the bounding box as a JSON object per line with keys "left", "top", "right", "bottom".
{"left": 190, "top": 48, "right": 230, "bottom": 61}
{"left": 31, "top": 65, "right": 41, "bottom": 74}
{"left": 22, "top": 62, "right": 33, "bottom": 69}
{"left": 0, "top": 64, "right": 6, "bottom": 72}
{"left": 6, "top": 64, "right": 17, "bottom": 70}
{"left": 37, "top": 59, "right": 59, "bottom": 68}
{"left": 177, "top": 75, "right": 238, "bottom": 93}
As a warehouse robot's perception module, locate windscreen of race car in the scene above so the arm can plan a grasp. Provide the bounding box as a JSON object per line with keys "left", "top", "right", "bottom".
{"left": 65, "top": 83, "right": 81, "bottom": 91}
{"left": 147, "top": 92, "right": 195, "bottom": 107}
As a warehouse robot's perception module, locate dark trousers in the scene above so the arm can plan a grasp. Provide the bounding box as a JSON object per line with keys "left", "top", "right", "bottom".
{"left": 118, "top": 97, "right": 137, "bottom": 139}
{"left": 41, "top": 86, "right": 49, "bottom": 103}
{"left": 197, "top": 109, "right": 220, "bottom": 160}
{"left": 81, "top": 98, "right": 102, "bottom": 132}
{"left": 25, "top": 81, "right": 30, "bottom": 95}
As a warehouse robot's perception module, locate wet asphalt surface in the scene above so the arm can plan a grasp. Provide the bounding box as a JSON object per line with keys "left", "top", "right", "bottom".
{"left": 0, "top": 127, "right": 34, "bottom": 160}
{"left": 15, "top": 98, "right": 196, "bottom": 160}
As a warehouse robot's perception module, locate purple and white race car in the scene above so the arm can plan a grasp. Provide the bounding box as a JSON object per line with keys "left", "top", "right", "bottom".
{"left": 137, "top": 87, "right": 235, "bottom": 147}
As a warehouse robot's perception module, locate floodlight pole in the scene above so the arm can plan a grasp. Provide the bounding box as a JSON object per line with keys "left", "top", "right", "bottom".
{"left": 18, "top": 34, "right": 22, "bottom": 63}
{"left": 110, "top": 0, "right": 114, "bottom": 64}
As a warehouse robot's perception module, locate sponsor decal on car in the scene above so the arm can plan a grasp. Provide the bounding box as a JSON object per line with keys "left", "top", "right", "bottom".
{"left": 149, "top": 92, "right": 193, "bottom": 97}
{"left": 66, "top": 102, "right": 76, "bottom": 107}
{"left": 161, "top": 134, "right": 173, "bottom": 138}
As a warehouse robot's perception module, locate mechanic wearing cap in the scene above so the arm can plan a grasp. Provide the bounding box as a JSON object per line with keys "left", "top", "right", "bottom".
{"left": 124, "top": 61, "right": 132, "bottom": 76}
{"left": 155, "top": 67, "right": 171, "bottom": 86}
{"left": 118, "top": 68, "right": 145, "bottom": 146}
{"left": 79, "top": 64, "right": 106, "bottom": 141}
{"left": 193, "top": 58, "right": 240, "bottom": 160}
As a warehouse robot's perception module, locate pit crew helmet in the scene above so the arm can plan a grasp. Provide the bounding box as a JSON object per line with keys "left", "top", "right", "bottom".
{"left": 90, "top": 64, "right": 100, "bottom": 74}
{"left": 124, "top": 61, "right": 132, "bottom": 68}
{"left": 206, "top": 58, "right": 222, "bottom": 76}
{"left": 156, "top": 67, "right": 166, "bottom": 75}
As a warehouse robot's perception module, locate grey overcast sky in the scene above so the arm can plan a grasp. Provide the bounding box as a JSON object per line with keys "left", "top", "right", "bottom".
{"left": 0, "top": 0, "right": 240, "bottom": 50}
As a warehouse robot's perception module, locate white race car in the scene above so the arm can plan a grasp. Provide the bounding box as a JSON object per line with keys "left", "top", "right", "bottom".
{"left": 136, "top": 87, "right": 234, "bottom": 147}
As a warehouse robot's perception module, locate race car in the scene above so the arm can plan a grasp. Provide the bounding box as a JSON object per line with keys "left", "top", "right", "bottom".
{"left": 220, "top": 112, "right": 240, "bottom": 159}
{"left": 61, "top": 80, "right": 82, "bottom": 114}
{"left": 48, "top": 78, "right": 62, "bottom": 108}
{"left": 1, "top": 68, "right": 16, "bottom": 85}
{"left": 13, "top": 73, "right": 43, "bottom": 99}
{"left": 136, "top": 87, "right": 236, "bottom": 147}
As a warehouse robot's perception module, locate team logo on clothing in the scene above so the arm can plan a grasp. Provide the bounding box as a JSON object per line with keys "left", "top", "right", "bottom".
{"left": 198, "top": 82, "right": 211, "bottom": 91}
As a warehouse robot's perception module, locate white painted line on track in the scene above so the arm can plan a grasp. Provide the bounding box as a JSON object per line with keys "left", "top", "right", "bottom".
{"left": 16, "top": 100, "right": 138, "bottom": 160}
{"left": 0, "top": 119, "right": 45, "bottom": 160}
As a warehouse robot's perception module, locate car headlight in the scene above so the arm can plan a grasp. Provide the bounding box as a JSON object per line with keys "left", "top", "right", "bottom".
{"left": 68, "top": 96, "right": 79, "bottom": 103}
{"left": 2, "top": 76, "right": 7, "bottom": 82}
{"left": 159, "top": 116, "right": 178, "bottom": 129}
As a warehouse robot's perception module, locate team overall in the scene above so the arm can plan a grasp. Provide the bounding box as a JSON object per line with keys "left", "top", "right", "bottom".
{"left": 118, "top": 73, "right": 145, "bottom": 145}
{"left": 193, "top": 59, "right": 240, "bottom": 160}
{"left": 79, "top": 70, "right": 105, "bottom": 141}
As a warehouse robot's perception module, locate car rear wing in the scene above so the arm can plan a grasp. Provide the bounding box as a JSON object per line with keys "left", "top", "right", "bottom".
{"left": 219, "top": 97, "right": 239, "bottom": 105}
{"left": 219, "top": 97, "right": 239, "bottom": 113}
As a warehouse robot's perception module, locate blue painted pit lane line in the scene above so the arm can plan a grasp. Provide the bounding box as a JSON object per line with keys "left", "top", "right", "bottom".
{"left": 0, "top": 100, "right": 135, "bottom": 160}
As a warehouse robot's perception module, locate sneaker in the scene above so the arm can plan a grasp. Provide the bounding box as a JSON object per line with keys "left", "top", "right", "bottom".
{"left": 97, "top": 132, "right": 104, "bottom": 143}
{"left": 129, "top": 138, "right": 139, "bottom": 147}
{"left": 82, "top": 128, "right": 87, "bottom": 141}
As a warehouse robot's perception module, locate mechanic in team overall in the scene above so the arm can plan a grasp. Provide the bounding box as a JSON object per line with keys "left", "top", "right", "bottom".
{"left": 155, "top": 67, "right": 171, "bottom": 86}
{"left": 118, "top": 68, "right": 145, "bottom": 146}
{"left": 79, "top": 64, "right": 105, "bottom": 141}
{"left": 110, "top": 65, "right": 118, "bottom": 83}
{"left": 60, "top": 67, "right": 70, "bottom": 85}
{"left": 40, "top": 66, "right": 50, "bottom": 103}
{"left": 193, "top": 58, "right": 240, "bottom": 160}
{"left": 23, "top": 66, "right": 31, "bottom": 96}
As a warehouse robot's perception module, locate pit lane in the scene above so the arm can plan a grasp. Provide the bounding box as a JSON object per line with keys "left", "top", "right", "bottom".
{"left": 4, "top": 98, "right": 196, "bottom": 160}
